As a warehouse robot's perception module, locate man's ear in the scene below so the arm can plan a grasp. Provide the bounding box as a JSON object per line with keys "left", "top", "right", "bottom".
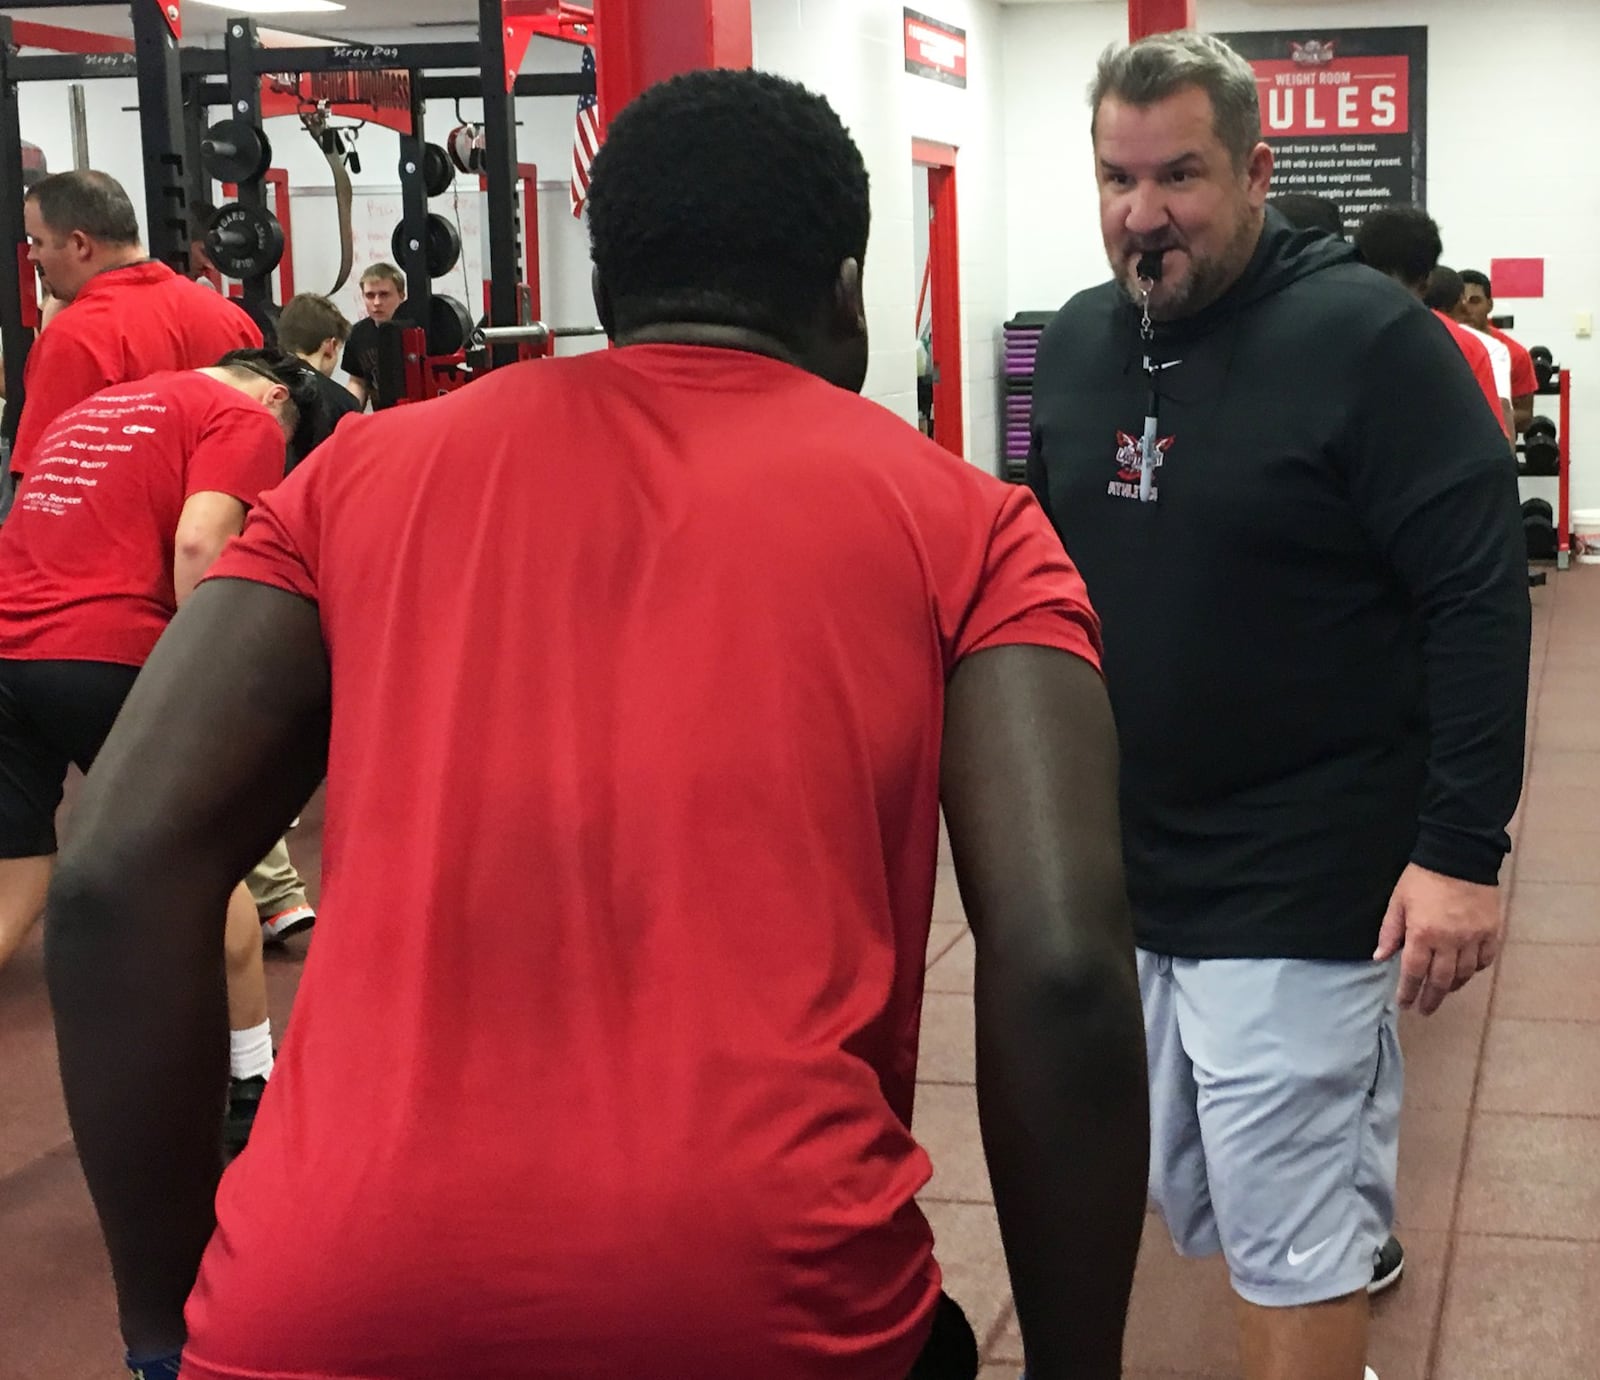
{"left": 591, "top": 266, "right": 615, "bottom": 337}
{"left": 833, "top": 258, "right": 865, "bottom": 338}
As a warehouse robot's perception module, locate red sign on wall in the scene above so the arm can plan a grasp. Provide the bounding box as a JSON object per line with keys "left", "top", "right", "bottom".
{"left": 1254, "top": 56, "right": 1410, "bottom": 137}
{"left": 904, "top": 9, "right": 967, "bottom": 88}
{"left": 1490, "top": 258, "right": 1546, "bottom": 300}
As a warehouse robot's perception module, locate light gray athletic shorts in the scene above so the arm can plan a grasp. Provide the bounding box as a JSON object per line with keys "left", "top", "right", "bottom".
{"left": 1139, "top": 949, "right": 1403, "bottom": 1307}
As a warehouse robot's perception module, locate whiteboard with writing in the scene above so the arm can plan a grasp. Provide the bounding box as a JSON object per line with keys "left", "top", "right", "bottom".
{"left": 286, "top": 185, "right": 488, "bottom": 325}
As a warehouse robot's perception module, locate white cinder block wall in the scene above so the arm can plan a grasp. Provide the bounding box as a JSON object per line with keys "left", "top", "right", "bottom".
{"left": 1002, "top": 0, "right": 1600, "bottom": 506}
{"left": 753, "top": 0, "right": 1009, "bottom": 472}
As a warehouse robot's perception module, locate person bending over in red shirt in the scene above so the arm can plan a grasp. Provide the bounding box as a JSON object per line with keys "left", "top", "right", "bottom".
{"left": 0, "top": 349, "right": 319, "bottom": 1155}
{"left": 45, "top": 69, "right": 1148, "bottom": 1380}
{"left": 10, "top": 171, "right": 261, "bottom": 479}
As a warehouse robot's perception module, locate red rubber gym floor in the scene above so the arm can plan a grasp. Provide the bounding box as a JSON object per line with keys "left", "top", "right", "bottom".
{"left": 1, "top": 571, "right": 1595, "bottom": 1377}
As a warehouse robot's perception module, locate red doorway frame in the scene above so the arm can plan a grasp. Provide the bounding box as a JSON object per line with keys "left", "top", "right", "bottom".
{"left": 912, "top": 139, "right": 963, "bottom": 459}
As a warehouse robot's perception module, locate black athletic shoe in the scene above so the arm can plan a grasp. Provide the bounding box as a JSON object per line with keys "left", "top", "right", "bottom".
{"left": 223, "top": 1075, "right": 268, "bottom": 1160}
{"left": 1369, "top": 1234, "right": 1405, "bottom": 1295}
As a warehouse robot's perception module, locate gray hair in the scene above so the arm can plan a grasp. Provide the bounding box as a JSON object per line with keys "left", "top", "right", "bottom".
{"left": 1089, "top": 31, "right": 1262, "bottom": 168}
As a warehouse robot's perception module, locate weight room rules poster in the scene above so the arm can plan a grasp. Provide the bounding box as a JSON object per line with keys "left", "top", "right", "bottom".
{"left": 1217, "top": 26, "right": 1428, "bottom": 225}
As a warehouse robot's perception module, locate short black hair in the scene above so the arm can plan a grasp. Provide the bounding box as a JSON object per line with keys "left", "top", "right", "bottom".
{"left": 1424, "top": 265, "right": 1465, "bottom": 313}
{"left": 1354, "top": 205, "right": 1442, "bottom": 288}
{"left": 1269, "top": 192, "right": 1344, "bottom": 240}
{"left": 1460, "top": 268, "right": 1493, "bottom": 299}
{"left": 586, "top": 68, "right": 870, "bottom": 347}
{"left": 27, "top": 170, "right": 140, "bottom": 245}
{"left": 218, "top": 347, "right": 323, "bottom": 459}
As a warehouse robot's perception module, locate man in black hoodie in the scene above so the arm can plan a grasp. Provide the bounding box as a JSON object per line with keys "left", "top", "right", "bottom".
{"left": 1027, "top": 31, "right": 1528, "bottom": 1380}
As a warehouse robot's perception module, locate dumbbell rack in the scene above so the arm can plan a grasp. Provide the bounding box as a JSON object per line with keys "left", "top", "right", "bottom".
{"left": 1518, "top": 367, "right": 1573, "bottom": 571}
{"left": 1000, "top": 311, "right": 1057, "bottom": 483}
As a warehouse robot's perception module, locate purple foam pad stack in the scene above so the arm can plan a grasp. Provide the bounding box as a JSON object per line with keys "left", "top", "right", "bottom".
{"left": 999, "top": 311, "right": 1057, "bottom": 483}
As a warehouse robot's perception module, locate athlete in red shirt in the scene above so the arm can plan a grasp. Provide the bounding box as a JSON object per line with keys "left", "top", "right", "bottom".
{"left": 1354, "top": 207, "right": 1510, "bottom": 439}
{"left": 11, "top": 171, "right": 261, "bottom": 477}
{"left": 46, "top": 70, "right": 1148, "bottom": 1380}
{"left": 1460, "top": 269, "right": 1538, "bottom": 434}
{"left": 0, "top": 351, "right": 318, "bottom": 1145}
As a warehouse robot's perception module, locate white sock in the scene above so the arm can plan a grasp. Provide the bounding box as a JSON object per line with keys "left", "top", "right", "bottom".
{"left": 229, "top": 1021, "right": 274, "bottom": 1081}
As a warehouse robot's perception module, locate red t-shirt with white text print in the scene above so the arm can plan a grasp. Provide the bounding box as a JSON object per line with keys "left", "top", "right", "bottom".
{"left": 0, "top": 371, "right": 286, "bottom": 666}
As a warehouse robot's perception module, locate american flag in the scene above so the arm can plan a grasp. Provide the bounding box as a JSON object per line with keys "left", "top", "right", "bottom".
{"left": 571, "top": 45, "right": 601, "bottom": 219}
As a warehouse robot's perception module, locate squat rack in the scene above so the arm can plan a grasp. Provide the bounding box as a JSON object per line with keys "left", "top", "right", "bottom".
{"left": 0, "top": 0, "right": 598, "bottom": 417}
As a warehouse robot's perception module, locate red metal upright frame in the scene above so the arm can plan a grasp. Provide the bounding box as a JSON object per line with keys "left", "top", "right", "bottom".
{"left": 1128, "top": 0, "right": 1195, "bottom": 42}
{"left": 1559, "top": 369, "right": 1572, "bottom": 566}
{"left": 590, "top": 0, "right": 751, "bottom": 129}
{"left": 914, "top": 139, "right": 964, "bottom": 461}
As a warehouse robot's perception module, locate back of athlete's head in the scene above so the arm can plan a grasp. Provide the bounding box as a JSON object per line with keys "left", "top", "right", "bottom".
{"left": 585, "top": 68, "right": 871, "bottom": 391}
{"left": 1354, "top": 205, "right": 1442, "bottom": 296}
{"left": 1269, "top": 192, "right": 1345, "bottom": 240}
{"left": 218, "top": 347, "right": 322, "bottom": 456}
{"left": 278, "top": 294, "right": 353, "bottom": 357}
{"left": 27, "top": 170, "right": 140, "bottom": 246}
{"left": 1423, "top": 265, "right": 1465, "bottom": 314}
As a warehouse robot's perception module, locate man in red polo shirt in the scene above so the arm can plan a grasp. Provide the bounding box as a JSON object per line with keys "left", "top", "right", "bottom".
{"left": 1355, "top": 207, "right": 1509, "bottom": 441}
{"left": 11, "top": 171, "right": 261, "bottom": 477}
{"left": 46, "top": 69, "right": 1149, "bottom": 1380}
{"left": 1460, "top": 269, "right": 1538, "bottom": 434}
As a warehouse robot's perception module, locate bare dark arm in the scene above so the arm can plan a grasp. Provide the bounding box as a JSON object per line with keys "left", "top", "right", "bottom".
{"left": 941, "top": 645, "right": 1147, "bottom": 1380}
{"left": 45, "top": 580, "right": 329, "bottom": 1356}
{"left": 1512, "top": 393, "right": 1534, "bottom": 435}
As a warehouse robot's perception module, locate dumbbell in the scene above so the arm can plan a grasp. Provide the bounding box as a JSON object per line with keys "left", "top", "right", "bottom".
{"left": 1525, "top": 512, "right": 1558, "bottom": 561}
{"left": 1523, "top": 431, "right": 1561, "bottom": 476}
{"left": 1526, "top": 415, "right": 1557, "bottom": 442}
{"left": 1523, "top": 500, "right": 1557, "bottom": 560}
{"left": 1530, "top": 345, "right": 1557, "bottom": 392}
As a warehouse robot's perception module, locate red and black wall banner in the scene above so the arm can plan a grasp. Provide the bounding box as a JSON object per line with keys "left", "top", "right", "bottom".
{"left": 904, "top": 9, "right": 967, "bottom": 89}
{"left": 1217, "top": 26, "right": 1428, "bottom": 225}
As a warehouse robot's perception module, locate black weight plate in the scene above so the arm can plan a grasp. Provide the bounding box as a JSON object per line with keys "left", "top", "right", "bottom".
{"left": 202, "top": 119, "right": 272, "bottom": 184}
{"left": 1522, "top": 498, "right": 1554, "bottom": 522}
{"left": 423, "top": 142, "right": 455, "bottom": 197}
{"left": 1526, "top": 415, "right": 1558, "bottom": 442}
{"left": 392, "top": 213, "right": 463, "bottom": 280}
{"left": 427, "top": 295, "right": 475, "bottom": 357}
{"left": 206, "top": 202, "right": 285, "bottom": 280}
